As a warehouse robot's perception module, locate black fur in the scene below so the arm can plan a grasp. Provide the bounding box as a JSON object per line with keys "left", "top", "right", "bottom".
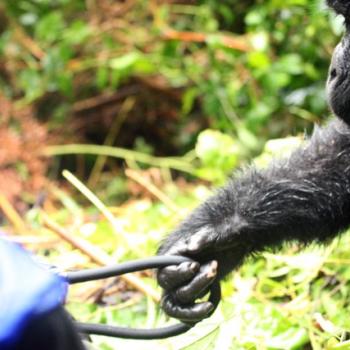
{"left": 157, "top": 0, "right": 350, "bottom": 322}
{"left": 327, "top": 0, "right": 350, "bottom": 18}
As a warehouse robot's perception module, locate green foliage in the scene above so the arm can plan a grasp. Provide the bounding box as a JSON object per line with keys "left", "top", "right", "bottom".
{"left": 195, "top": 129, "right": 240, "bottom": 183}
{"left": 0, "top": 0, "right": 341, "bottom": 151}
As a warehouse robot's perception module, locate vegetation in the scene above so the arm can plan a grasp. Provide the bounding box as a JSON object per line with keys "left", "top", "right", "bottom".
{"left": 0, "top": 0, "right": 349, "bottom": 349}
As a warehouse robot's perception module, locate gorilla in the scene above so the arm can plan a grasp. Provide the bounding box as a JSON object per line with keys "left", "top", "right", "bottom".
{"left": 157, "top": 0, "right": 350, "bottom": 323}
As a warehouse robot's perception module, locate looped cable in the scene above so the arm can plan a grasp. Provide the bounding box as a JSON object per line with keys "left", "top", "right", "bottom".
{"left": 63, "top": 256, "right": 221, "bottom": 339}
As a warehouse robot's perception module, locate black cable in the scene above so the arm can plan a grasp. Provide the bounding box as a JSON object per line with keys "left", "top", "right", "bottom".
{"left": 76, "top": 321, "right": 193, "bottom": 340}
{"left": 64, "top": 256, "right": 221, "bottom": 340}
{"left": 76, "top": 282, "right": 221, "bottom": 340}
{"left": 64, "top": 256, "right": 193, "bottom": 284}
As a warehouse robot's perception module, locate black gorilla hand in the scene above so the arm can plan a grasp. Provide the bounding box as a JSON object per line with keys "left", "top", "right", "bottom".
{"left": 157, "top": 206, "right": 249, "bottom": 322}
{"left": 158, "top": 260, "right": 218, "bottom": 322}
{"left": 157, "top": 226, "right": 220, "bottom": 322}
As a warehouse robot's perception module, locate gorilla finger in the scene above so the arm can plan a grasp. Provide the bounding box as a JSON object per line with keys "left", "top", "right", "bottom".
{"left": 157, "top": 261, "right": 200, "bottom": 289}
{"left": 161, "top": 295, "right": 214, "bottom": 323}
{"left": 174, "top": 260, "right": 218, "bottom": 304}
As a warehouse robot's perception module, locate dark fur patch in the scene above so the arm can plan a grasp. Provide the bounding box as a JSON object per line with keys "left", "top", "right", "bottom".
{"left": 327, "top": 0, "right": 350, "bottom": 19}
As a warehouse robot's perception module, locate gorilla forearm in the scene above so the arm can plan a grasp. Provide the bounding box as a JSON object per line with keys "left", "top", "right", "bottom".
{"left": 157, "top": 0, "right": 350, "bottom": 323}
{"left": 159, "top": 118, "right": 350, "bottom": 276}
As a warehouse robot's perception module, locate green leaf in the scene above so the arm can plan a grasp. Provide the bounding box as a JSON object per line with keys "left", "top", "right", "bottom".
{"left": 195, "top": 130, "right": 240, "bottom": 183}
{"left": 18, "top": 69, "right": 44, "bottom": 101}
{"left": 109, "top": 52, "right": 155, "bottom": 81}
{"left": 277, "top": 54, "right": 304, "bottom": 75}
{"left": 182, "top": 87, "right": 199, "bottom": 115}
{"left": 63, "top": 20, "right": 92, "bottom": 45}
{"left": 109, "top": 52, "right": 143, "bottom": 71}
{"left": 96, "top": 66, "right": 109, "bottom": 90}
{"left": 248, "top": 52, "right": 271, "bottom": 70}
{"left": 266, "top": 327, "right": 309, "bottom": 350}
{"left": 35, "top": 12, "right": 65, "bottom": 44}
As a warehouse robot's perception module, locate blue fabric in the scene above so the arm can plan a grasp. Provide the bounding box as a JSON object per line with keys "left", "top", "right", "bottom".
{"left": 0, "top": 237, "right": 68, "bottom": 347}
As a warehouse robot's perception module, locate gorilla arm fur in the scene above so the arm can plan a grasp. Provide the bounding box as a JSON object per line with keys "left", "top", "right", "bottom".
{"left": 159, "top": 118, "right": 350, "bottom": 258}
{"left": 158, "top": 119, "right": 350, "bottom": 321}
{"left": 157, "top": 0, "right": 350, "bottom": 322}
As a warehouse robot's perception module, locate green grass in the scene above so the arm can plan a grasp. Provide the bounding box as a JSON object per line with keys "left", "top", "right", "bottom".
{"left": 41, "top": 183, "right": 350, "bottom": 350}
{"left": 2, "top": 136, "right": 350, "bottom": 350}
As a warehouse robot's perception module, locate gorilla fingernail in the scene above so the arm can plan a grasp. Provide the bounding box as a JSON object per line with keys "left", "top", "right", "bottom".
{"left": 204, "top": 261, "right": 218, "bottom": 278}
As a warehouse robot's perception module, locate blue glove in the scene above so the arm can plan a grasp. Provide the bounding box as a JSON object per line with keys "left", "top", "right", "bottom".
{"left": 0, "top": 237, "right": 68, "bottom": 348}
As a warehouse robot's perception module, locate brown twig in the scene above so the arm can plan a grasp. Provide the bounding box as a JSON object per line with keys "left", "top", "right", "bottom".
{"left": 9, "top": 19, "right": 45, "bottom": 60}
{"left": 42, "top": 212, "right": 160, "bottom": 302}
{"left": 73, "top": 86, "right": 139, "bottom": 113}
{"left": 0, "top": 194, "right": 26, "bottom": 232}
{"left": 162, "top": 29, "right": 251, "bottom": 52}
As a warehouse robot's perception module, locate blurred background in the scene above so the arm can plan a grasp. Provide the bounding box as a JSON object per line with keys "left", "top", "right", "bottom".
{"left": 1, "top": 1, "right": 350, "bottom": 349}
